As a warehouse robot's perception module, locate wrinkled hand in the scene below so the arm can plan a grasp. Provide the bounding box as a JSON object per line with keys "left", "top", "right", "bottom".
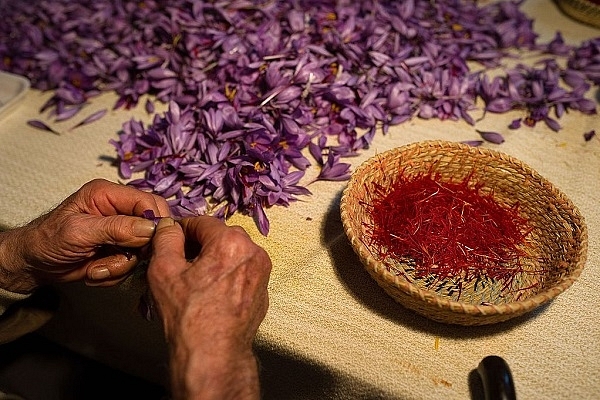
{"left": 148, "top": 216, "right": 272, "bottom": 400}
{"left": 0, "top": 179, "right": 170, "bottom": 293}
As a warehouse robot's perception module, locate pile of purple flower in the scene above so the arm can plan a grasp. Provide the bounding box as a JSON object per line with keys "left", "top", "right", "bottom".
{"left": 1, "top": 0, "right": 598, "bottom": 234}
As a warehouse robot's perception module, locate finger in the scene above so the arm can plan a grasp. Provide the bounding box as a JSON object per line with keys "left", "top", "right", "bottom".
{"left": 76, "top": 179, "right": 171, "bottom": 217}
{"left": 85, "top": 253, "right": 140, "bottom": 283}
{"left": 85, "top": 274, "right": 131, "bottom": 287}
{"left": 180, "top": 216, "right": 250, "bottom": 245}
{"left": 148, "top": 218, "right": 186, "bottom": 278}
{"left": 80, "top": 215, "right": 157, "bottom": 248}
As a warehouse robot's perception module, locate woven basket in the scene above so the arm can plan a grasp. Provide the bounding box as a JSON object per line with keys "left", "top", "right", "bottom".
{"left": 340, "top": 140, "right": 588, "bottom": 326}
{"left": 556, "top": 0, "right": 600, "bottom": 28}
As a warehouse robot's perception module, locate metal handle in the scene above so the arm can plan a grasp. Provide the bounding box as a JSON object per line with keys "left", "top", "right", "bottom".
{"left": 477, "top": 355, "right": 517, "bottom": 400}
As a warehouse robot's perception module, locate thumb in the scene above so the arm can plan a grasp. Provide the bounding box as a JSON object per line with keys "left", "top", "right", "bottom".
{"left": 149, "top": 218, "right": 186, "bottom": 276}
{"left": 86, "top": 215, "right": 157, "bottom": 248}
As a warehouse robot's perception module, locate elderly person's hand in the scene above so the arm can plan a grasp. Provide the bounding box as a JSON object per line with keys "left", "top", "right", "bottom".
{"left": 0, "top": 179, "right": 170, "bottom": 293}
{"left": 148, "top": 216, "right": 272, "bottom": 400}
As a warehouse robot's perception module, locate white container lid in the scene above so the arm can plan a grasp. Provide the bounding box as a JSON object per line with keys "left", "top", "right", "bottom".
{"left": 0, "top": 70, "right": 31, "bottom": 119}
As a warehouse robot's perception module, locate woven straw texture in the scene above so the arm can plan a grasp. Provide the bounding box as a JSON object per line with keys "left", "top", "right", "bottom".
{"left": 556, "top": 0, "right": 600, "bottom": 28}
{"left": 340, "top": 140, "right": 588, "bottom": 326}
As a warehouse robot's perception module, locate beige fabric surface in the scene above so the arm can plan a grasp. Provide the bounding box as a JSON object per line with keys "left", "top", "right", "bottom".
{"left": 0, "top": 289, "right": 30, "bottom": 316}
{"left": 0, "top": 1, "right": 599, "bottom": 398}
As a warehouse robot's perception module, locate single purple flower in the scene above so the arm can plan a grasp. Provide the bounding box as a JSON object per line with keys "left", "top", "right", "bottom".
{"left": 316, "top": 152, "right": 351, "bottom": 182}
{"left": 543, "top": 32, "right": 573, "bottom": 57}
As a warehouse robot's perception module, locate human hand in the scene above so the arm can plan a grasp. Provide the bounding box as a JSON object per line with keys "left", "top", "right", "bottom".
{"left": 148, "top": 216, "right": 272, "bottom": 400}
{"left": 0, "top": 179, "right": 170, "bottom": 293}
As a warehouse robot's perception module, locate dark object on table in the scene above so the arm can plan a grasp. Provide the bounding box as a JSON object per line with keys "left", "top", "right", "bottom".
{"left": 477, "top": 355, "right": 517, "bottom": 400}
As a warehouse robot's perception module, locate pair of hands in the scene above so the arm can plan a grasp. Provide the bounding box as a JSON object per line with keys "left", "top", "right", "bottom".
{"left": 0, "top": 179, "right": 271, "bottom": 399}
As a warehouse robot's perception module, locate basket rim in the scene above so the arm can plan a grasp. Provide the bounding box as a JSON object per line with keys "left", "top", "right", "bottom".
{"left": 340, "top": 140, "right": 589, "bottom": 320}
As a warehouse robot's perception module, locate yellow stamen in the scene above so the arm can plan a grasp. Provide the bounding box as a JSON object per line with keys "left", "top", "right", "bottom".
{"left": 225, "top": 84, "right": 237, "bottom": 102}
{"left": 173, "top": 33, "right": 182, "bottom": 47}
{"left": 329, "top": 62, "right": 338, "bottom": 76}
{"left": 254, "top": 161, "right": 265, "bottom": 172}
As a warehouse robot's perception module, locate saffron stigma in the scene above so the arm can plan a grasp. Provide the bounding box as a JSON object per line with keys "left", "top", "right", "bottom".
{"left": 364, "top": 168, "right": 534, "bottom": 299}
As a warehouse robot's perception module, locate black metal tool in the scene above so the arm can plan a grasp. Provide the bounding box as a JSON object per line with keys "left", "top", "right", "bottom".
{"left": 477, "top": 355, "right": 517, "bottom": 400}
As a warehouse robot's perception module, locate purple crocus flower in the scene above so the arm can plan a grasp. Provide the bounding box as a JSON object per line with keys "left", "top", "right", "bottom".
{"left": 3, "top": 0, "right": 599, "bottom": 235}
{"left": 316, "top": 152, "right": 352, "bottom": 182}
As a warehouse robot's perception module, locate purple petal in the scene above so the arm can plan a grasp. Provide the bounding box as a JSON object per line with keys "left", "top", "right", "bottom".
{"left": 476, "top": 129, "right": 505, "bottom": 144}
{"left": 485, "top": 98, "right": 513, "bottom": 113}
{"left": 584, "top": 130, "right": 596, "bottom": 142}
{"left": 508, "top": 118, "right": 522, "bottom": 129}
{"left": 317, "top": 153, "right": 352, "bottom": 181}
{"left": 55, "top": 106, "right": 83, "bottom": 122}
{"left": 70, "top": 109, "right": 108, "bottom": 130}
{"left": 461, "top": 140, "right": 484, "bottom": 147}
{"left": 142, "top": 209, "right": 162, "bottom": 225}
{"left": 252, "top": 201, "right": 270, "bottom": 236}
{"left": 27, "top": 119, "right": 60, "bottom": 135}
{"left": 543, "top": 117, "right": 562, "bottom": 132}
{"left": 145, "top": 99, "right": 155, "bottom": 114}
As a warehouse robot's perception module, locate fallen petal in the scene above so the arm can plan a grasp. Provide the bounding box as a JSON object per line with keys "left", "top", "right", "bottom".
{"left": 70, "top": 109, "right": 108, "bottom": 130}
{"left": 461, "top": 140, "right": 484, "bottom": 147}
{"left": 583, "top": 130, "right": 596, "bottom": 142}
{"left": 476, "top": 129, "right": 505, "bottom": 144}
{"left": 27, "top": 119, "right": 60, "bottom": 135}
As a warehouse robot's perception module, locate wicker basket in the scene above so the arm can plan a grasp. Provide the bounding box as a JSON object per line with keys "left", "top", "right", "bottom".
{"left": 340, "top": 140, "right": 588, "bottom": 326}
{"left": 556, "top": 0, "right": 600, "bottom": 28}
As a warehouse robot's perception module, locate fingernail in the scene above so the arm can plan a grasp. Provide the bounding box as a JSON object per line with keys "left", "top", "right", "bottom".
{"left": 91, "top": 267, "right": 110, "bottom": 280}
{"left": 156, "top": 217, "right": 175, "bottom": 230}
{"left": 134, "top": 219, "right": 156, "bottom": 238}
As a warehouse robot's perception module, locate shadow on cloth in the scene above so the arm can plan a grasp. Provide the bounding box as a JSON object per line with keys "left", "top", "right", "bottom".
{"left": 320, "top": 189, "right": 550, "bottom": 340}
{"left": 256, "top": 343, "right": 396, "bottom": 400}
{"left": 0, "top": 333, "right": 167, "bottom": 400}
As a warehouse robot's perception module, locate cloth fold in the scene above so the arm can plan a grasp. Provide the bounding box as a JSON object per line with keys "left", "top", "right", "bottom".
{"left": 0, "top": 288, "right": 30, "bottom": 316}
{"left": 0, "top": 287, "right": 58, "bottom": 345}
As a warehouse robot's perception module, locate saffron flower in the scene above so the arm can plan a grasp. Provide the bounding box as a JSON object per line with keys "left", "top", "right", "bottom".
{"left": 1, "top": 0, "right": 598, "bottom": 235}
{"left": 480, "top": 61, "right": 597, "bottom": 132}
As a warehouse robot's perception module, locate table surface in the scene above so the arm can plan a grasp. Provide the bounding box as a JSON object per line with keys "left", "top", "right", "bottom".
{"left": 1, "top": 1, "right": 599, "bottom": 399}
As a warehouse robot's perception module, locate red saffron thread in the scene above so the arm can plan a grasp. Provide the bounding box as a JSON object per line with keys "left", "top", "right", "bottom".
{"left": 365, "top": 168, "right": 533, "bottom": 297}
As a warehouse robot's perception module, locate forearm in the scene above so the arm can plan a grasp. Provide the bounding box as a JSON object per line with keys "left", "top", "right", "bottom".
{"left": 0, "top": 227, "right": 38, "bottom": 294}
{"left": 0, "top": 228, "right": 51, "bottom": 343}
{"left": 169, "top": 338, "right": 261, "bottom": 400}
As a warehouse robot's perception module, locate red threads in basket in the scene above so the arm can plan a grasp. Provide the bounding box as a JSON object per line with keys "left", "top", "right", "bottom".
{"left": 366, "top": 168, "right": 532, "bottom": 289}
